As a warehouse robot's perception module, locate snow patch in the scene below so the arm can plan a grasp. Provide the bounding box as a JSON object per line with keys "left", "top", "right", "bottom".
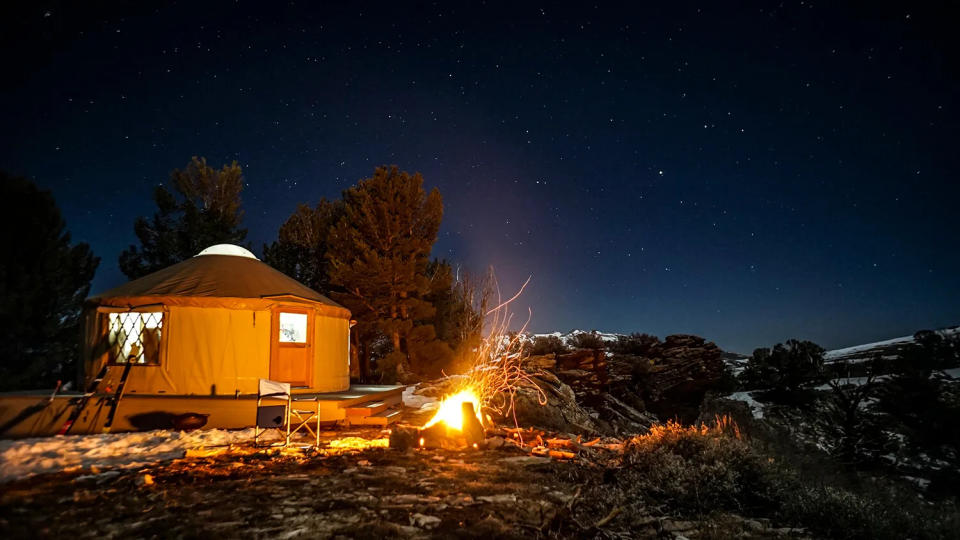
{"left": 825, "top": 335, "right": 915, "bottom": 361}
{"left": 813, "top": 375, "right": 891, "bottom": 390}
{"left": 0, "top": 428, "right": 272, "bottom": 483}
{"left": 402, "top": 384, "right": 439, "bottom": 410}
{"left": 726, "top": 391, "right": 765, "bottom": 419}
{"left": 825, "top": 326, "right": 959, "bottom": 362}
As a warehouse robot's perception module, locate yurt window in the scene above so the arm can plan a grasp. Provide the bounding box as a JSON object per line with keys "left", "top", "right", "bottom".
{"left": 107, "top": 312, "right": 164, "bottom": 365}
{"left": 278, "top": 312, "right": 308, "bottom": 343}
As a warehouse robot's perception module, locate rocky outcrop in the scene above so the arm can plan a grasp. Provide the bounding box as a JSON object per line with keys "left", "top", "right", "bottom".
{"left": 632, "top": 334, "right": 726, "bottom": 422}
{"left": 641, "top": 334, "right": 725, "bottom": 400}
{"left": 527, "top": 334, "right": 726, "bottom": 424}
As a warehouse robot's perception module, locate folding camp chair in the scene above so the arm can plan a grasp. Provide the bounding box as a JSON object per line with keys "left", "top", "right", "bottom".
{"left": 254, "top": 378, "right": 321, "bottom": 447}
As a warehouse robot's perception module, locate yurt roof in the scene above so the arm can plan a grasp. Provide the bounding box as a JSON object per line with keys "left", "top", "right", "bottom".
{"left": 88, "top": 244, "right": 349, "bottom": 317}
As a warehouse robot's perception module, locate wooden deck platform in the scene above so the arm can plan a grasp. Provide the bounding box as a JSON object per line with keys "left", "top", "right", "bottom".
{"left": 0, "top": 384, "right": 406, "bottom": 438}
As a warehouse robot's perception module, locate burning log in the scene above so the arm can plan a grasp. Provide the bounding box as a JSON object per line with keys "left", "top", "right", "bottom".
{"left": 461, "top": 402, "right": 485, "bottom": 448}
{"left": 419, "top": 423, "right": 462, "bottom": 449}
{"left": 548, "top": 449, "right": 577, "bottom": 460}
{"left": 388, "top": 425, "right": 420, "bottom": 451}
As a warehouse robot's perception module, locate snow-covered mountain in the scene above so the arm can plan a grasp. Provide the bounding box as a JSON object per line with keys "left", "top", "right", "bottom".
{"left": 529, "top": 329, "right": 622, "bottom": 344}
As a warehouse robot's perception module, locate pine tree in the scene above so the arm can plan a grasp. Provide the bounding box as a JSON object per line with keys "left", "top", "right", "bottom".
{"left": 263, "top": 199, "right": 342, "bottom": 293}
{"left": 876, "top": 331, "right": 960, "bottom": 455}
{"left": 425, "top": 261, "right": 491, "bottom": 373}
{"left": 740, "top": 339, "right": 826, "bottom": 398}
{"left": 119, "top": 156, "right": 247, "bottom": 279}
{"left": 817, "top": 358, "right": 891, "bottom": 466}
{"left": 326, "top": 166, "right": 444, "bottom": 382}
{"left": 0, "top": 172, "right": 99, "bottom": 390}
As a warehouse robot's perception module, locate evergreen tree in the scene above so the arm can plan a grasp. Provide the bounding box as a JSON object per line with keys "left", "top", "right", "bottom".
{"left": 740, "top": 339, "right": 826, "bottom": 396}
{"left": 326, "top": 166, "right": 444, "bottom": 382}
{"left": 263, "top": 199, "right": 342, "bottom": 293}
{"left": 427, "top": 262, "right": 485, "bottom": 348}
{"left": 425, "top": 260, "right": 488, "bottom": 373}
{"left": 0, "top": 172, "right": 99, "bottom": 390}
{"left": 817, "top": 358, "right": 891, "bottom": 466}
{"left": 876, "top": 331, "right": 960, "bottom": 456}
{"left": 119, "top": 156, "right": 247, "bottom": 279}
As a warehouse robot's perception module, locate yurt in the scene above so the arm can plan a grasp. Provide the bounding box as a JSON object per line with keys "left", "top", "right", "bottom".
{"left": 0, "top": 244, "right": 403, "bottom": 437}
{"left": 82, "top": 244, "right": 352, "bottom": 396}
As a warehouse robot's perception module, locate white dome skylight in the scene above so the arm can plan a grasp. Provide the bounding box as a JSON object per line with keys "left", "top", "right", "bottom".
{"left": 195, "top": 244, "right": 259, "bottom": 259}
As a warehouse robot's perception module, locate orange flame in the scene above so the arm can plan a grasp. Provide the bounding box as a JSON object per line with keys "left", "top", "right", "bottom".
{"left": 422, "top": 389, "right": 483, "bottom": 431}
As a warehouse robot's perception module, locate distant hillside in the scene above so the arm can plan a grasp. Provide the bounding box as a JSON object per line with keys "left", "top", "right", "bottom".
{"left": 530, "top": 326, "right": 960, "bottom": 370}
{"left": 823, "top": 325, "right": 959, "bottom": 364}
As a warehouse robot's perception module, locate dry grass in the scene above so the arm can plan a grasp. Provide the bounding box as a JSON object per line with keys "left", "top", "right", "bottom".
{"left": 630, "top": 415, "right": 742, "bottom": 447}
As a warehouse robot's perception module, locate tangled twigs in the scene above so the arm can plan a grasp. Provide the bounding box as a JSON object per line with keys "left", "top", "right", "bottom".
{"left": 448, "top": 274, "right": 547, "bottom": 435}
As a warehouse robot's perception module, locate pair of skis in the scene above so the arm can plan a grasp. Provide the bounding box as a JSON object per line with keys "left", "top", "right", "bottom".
{"left": 0, "top": 380, "right": 62, "bottom": 436}
{"left": 57, "top": 361, "right": 133, "bottom": 435}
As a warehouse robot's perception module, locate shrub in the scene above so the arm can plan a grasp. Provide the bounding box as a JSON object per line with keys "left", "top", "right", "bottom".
{"left": 375, "top": 351, "right": 406, "bottom": 383}
{"left": 616, "top": 416, "right": 960, "bottom": 539}
{"left": 621, "top": 417, "right": 780, "bottom": 514}
{"left": 527, "top": 335, "right": 569, "bottom": 356}
{"left": 568, "top": 331, "right": 605, "bottom": 350}
{"left": 609, "top": 332, "right": 660, "bottom": 356}
{"left": 779, "top": 481, "right": 960, "bottom": 539}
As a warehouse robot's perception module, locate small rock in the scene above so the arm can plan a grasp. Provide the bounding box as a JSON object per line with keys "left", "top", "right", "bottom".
{"left": 389, "top": 425, "right": 420, "bottom": 451}
{"left": 499, "top": 456, "right": 550, "bottom": 466}
{"left": 545, "top": 490, "right": 573, "bottom": 504}
{"left": 410, "top": 513, "right": 441, "bottom": 529}
{"left": 478, "top": 494, "right": 518, "bottom": 504}
{"left": 662, "top": 520, "right": 696, "bottom": 533}
{"left": 357, "top": 460, "right": 372, "bottom": 467}
{"left": 485, "top": 436, "right": 506, "bottom": 449}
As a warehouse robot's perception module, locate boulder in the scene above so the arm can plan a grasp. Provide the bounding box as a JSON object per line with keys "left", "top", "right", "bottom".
{"left": 492, "top": 372, "right": 602, "bottom": 434}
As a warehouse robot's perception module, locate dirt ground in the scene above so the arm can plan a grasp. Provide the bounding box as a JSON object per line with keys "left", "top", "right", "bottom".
{"left": 0, "top": 427, "right": 599, "bottom": 539}
{"left": 0, "top": 402, "right": 812, "bottom": 540}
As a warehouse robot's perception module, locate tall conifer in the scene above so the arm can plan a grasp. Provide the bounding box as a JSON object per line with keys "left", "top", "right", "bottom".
{"left": 0, "top": 172, "right": 99, "bottom": 389}
{"left": 119, "top": 156, "right": 247, "bottom": 279}
{"left": 326, "top": 166, "right": 444, "bottom": 381}
{"left": 263, "top": 199, "right": 342, "bottom": 293}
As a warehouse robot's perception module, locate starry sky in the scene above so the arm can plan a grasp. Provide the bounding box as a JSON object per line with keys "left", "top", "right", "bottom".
{"left": 2, "top": 1, "right": 958, "bottom": 353}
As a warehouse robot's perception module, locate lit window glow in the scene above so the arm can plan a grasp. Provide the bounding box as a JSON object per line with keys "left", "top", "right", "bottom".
{"left": 279, "top": 312, "right": 308, "bottom": 343}
{"left": 108, "top": 312, "right": 163, "bottom": 364}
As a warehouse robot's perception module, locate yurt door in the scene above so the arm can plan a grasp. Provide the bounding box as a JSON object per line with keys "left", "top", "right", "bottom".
{"left": 270, "top": 308, "right": 313, "bottom": 387}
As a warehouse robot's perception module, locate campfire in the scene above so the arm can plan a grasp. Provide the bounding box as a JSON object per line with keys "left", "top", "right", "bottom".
{"left": 391, "top": 277, "right": 553, "bottom": 452}
{"left": 422, "top": 389, "right": 484, "bottom": 432}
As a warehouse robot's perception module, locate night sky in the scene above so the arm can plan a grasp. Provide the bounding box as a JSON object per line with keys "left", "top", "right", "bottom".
{"left": 2, "top": 2, "right": 958, "bottom": 353}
